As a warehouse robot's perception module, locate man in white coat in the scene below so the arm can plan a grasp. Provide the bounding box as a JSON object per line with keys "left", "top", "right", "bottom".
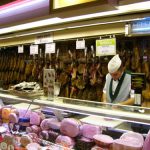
{"left": 102, "top": 54, "right": 134, "bottom": 105}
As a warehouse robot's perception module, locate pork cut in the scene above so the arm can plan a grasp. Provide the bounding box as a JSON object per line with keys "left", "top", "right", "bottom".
{"left": 142, "top": 130, "right": 150, "bottom": 150}
{"left": 80, "top": 124, "right": 101, "bottom": 139}
{"left": 93, "top": 134, "right": 113, "bottom": 148}
{"left": 60, "top": 118, "right": 81, "bottom": 137}
{"left": 55, "top": 135, "right": 75, "bottom": 148}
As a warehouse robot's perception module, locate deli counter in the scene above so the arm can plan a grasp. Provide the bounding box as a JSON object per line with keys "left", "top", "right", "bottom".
{"left": 0, "top": 90, "right": 149, "bottom": 150}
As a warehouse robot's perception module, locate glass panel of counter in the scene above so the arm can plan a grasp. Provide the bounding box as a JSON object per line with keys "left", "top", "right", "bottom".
{"left": 0, "top": 90, "right": 149, "bottom": 127}
{"left": 33, "top": 97, "right": 150, "bottom": 125}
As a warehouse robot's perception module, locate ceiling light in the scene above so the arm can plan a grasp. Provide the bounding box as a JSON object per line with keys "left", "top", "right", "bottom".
{"left": 117, "top": 1, "right": 150, "bottom": 12}
{"left": 0, "top": 17, "right": 62, "bottom": 34}
{"left": 0, "top": 9, "right": 127, "bottom": 35}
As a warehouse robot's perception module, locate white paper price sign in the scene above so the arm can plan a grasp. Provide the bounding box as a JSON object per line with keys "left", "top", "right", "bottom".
{"left": 76, "top": 40, "right": 85, "bottom": 49}
{"left": 18, "top": 45, "right": 24, "bottom": 53}
{"left": 96, "top": 38, "right": 116, "bottom": 56}
{"left": 35, "top": 33, "right": 53, "bottom": 44}
{"left": 30, "top": 45, "right": 38, "bottom": 55}
{"left": 45, "top": 43, "right": 56, "bottom": 54}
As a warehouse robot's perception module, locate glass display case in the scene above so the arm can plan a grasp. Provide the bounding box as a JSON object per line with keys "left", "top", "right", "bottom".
{"left": 0, "top": 90, "right": 149, "bottom": 133}
{"left": 0, "top": 90, "right": 150, "bottom": 149}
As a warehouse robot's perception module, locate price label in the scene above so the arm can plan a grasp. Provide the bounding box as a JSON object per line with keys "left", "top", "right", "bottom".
{"left": 45, "top": 43, "right": 56, "bottom": 54}
{"left": 76, "top": 40, "right": 85, "bottom": 49}
{"left": 18, "top": 45, "right": 24, "bottom": 53}
{"left": 30, "top": 45, "right": 38, "bottom": 55}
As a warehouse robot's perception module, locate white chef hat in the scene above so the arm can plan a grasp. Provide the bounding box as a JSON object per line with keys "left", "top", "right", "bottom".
{"left": 108, "top": 54, "right": 122, "bottom": 73}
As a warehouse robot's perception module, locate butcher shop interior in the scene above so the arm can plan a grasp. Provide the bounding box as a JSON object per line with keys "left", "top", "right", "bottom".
{"left": 0, "top": 0, "right": 150, "bottom": 150}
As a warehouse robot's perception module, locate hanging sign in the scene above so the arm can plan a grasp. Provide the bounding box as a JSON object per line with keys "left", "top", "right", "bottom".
{"left": 96, "top": 38, "right": 116, "bottom": 56}
{"left": 45, "top": 43, "right": 56, "bottom": 54}
{"left": 35, "top": 33, "right": 53, "bottom": 44}
{"left": 76, "top": 39, "right": 85, "bottom": 49}
{"left": 18, "top": 45, "right": 24, "bottom": 53}
{"left": 52, "top": 0, "right": 97, "bottom": 9}
{"left": 30, "top": 45, "right": 38, "bottom": 55}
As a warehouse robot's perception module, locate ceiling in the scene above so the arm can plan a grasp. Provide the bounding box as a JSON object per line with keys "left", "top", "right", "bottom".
{"left": 0, "top": 0, "right": 150, "bottom": 34}
{"left": 0, "top": 0, "right": 15, "bottom": 6}
{"left": 0, "top": 0, "right": 50, "bottom": 27}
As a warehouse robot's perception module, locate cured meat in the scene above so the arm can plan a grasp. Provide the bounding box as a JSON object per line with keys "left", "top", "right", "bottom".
{"left": 120, "top": 131, "right": 144, "bottom": 145}
{"left": 60, "top": 118, "right": 81, "bottom": 137}
{"left": 91, "top": 145, "right": 109, "bottom": 150}
{"left": 131, "top": 47, "right": 140, "bottom": 71}
{"left": 142, "top": 61, "right": 149, "bottom": 78}
{"left": 142, "top": 130, "right": 150, "bottom": 150}
{"left": 93, "top": 134, "right": 113, "bottom": 148}
{"left": 48, "top": 130, "right": 59, "bottom": 143}
{"left": 25, "top": 61, "right": 34, "bottom": 76}
{"left": 48, "top": 118, "right": 61, "bottom": 131}
{"left": 3, "top": 133, "right": 15, "bottom": 145}
{"left": 26, "top": 125, "right": 41, "bottom": 134}
{"left": 18, "top": 109, "right": 31, "bottom": 118}
{"left": 9, "top": 113, "right": 18, "bottom": 123}
{"left": 20, "top": 58, "right": 25, "bottom": 73}
{"left": 55, "top": 135, "right": 75, "bottom": 148}
{"left": 113, "top": 139, "right": 143, "bottom": 150}
{"left": 80, "top": 124, "right": 101, "bottom": 139}
{"left": 20, "top": 135, "right": 32, "bottom": 147}
{"left": 39, "top": 130, "right": 49, "bottom": 140}
{"left": 113, "top": 131, "right": 144, "bottom": 150}
{"left": 2, "top": 107, "right": 11, "bottom": 120}
{"left": 30, "top": 112, "right": 42, "bottom": 126}
{"left": 26, "top": 142, "right": 41, "bottom": 150}
{"left": 76, "top": 136, "right": 95, "bottom": 150}
{"left": 40, "top": 118, "right": 52, "bottom": 130}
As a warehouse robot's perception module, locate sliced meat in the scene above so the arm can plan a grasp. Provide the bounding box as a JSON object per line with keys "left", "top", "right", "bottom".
{"left": 93, "top": 134, "right": 113, "bottom": 148}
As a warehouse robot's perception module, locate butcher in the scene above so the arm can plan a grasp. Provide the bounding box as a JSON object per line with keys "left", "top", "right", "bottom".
{"left": 102, "top": 54, "right": 134, "bottom": 105}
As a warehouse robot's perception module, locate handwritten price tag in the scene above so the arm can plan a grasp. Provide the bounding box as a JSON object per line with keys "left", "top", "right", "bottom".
{"left": 76, "top": 40, "right": 85, "bottom": 49}
{"left": 45, "top": 43, "right": 56, "bottom": 54}
{"left": 30, "top": 45, "right": 38, "bottom": 55}
{"left": 18, "top": 45, "right": 24, "bottom": 53}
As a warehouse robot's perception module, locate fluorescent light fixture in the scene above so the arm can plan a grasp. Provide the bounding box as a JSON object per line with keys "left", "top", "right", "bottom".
{"left": 0, "top": 17, "right": 142, "bottom": 41}
{"left": 117, "top": 1, "right": 150, "bottom": 12}
{"left": 132, "top": 27, "right": 150, "bottom": 32}
{"left": 0, "top": 0, "right": 47, "bottom": 15}
{"left": 67, "top": 18, "right": 141, "bottom": 29}
{"left": 64, "top": 9, "right": 126, "bottom": 22}
{"left": 0, "top": 9, "right": 127, "bottom": 35}
{"left": 0, "top": 17, "right": 62, "bottom": 34}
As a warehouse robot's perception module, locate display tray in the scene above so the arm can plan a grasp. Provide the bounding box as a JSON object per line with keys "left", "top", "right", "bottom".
{"left": 80, "top": 115, "right": 123, "bottom": 128}
{"left": 12, "top": 102, "right": 40, "bottom": 110}
{"left": 8, "top": 89, "right": 44, "bottom": 98}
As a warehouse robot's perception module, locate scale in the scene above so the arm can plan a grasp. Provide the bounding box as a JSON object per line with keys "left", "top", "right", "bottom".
{"left": 131, "top": 73, "right": 146, "bottom": 106}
